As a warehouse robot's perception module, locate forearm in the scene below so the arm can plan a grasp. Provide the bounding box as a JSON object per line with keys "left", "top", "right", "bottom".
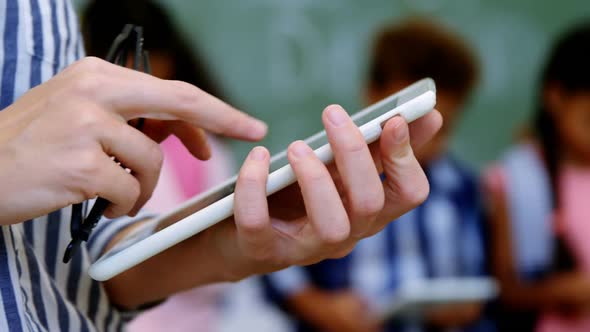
{"left": 500, "top": 272, "right": 590, "bottom": 311}
{"left": 287, "top": 288, "right": 377, "bottom": 332}
{"left": 102, "top": 220, "right": 235, "bottom": 309}
{"left": 426, "top": 302, "right": 483, "bottom": 328}
{"left": 287, "top": 287, "right": 342, "bottom": 330}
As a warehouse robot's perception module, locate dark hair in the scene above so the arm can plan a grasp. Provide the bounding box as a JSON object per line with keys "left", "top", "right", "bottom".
{"left": 81, "top": 0, "right": 225, "bottom": 99}
{"left": 535, "top": 21, "right": 590, "bottom": 207}
{"left": 534, "top": 20, "right": 590, "bottom": 271}
{"left": 368, "top": 19, "right": 479, "bottom": 98}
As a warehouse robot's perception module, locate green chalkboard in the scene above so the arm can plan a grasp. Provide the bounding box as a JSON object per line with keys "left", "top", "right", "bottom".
{"left": 74, "top": 0, "right": 590, "bottom": 170}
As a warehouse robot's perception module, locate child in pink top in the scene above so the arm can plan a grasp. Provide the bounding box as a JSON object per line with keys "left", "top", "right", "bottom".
{"left": 486, "top": 157, "right": 590, "bottom": 332}
{"left": 484, "top": 21, "right": 590, "bottom": 332}
{"left": 537, "top": 166, "right": 590, "bottom": 332}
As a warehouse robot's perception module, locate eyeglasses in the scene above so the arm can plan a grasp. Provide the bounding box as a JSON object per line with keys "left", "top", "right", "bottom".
{"left": 63, "top": 24, "right": 151, "bottom": 263}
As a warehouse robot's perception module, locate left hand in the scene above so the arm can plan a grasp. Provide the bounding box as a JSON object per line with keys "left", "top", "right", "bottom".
{"left": 105, "top": 104, "right": 442, "bottom": 308}
{"left": 217, "top": 104, "right": 441, "bottom": 278}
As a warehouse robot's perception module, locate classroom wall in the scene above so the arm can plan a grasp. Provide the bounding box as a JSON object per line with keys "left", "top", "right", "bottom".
{"left": 74, "top": 0, "right": 590, "bottom": 169}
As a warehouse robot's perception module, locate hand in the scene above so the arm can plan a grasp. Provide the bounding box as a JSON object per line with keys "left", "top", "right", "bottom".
{"left": 289, "top": 289, "right": 379, "bottom": 332}
{"left": 218, "top": 104, "right": 441, "bottom": 278}
{"left": 105, "top": 103, "right": 441, "bottom": 309}
{"left": 426, "top": 302, "right": 482, "bottom": 329}
{"left": 0, "top": 57, "right": 267, "bottom": 225}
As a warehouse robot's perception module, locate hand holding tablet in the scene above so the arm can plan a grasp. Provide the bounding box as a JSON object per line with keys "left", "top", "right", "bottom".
{"left": 91, "top": 79, "right": 438, "bottom": 285}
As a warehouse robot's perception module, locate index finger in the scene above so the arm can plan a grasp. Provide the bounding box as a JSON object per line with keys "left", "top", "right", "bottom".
{"left": 76, "top": 59, "right": 268, "bottom": 141}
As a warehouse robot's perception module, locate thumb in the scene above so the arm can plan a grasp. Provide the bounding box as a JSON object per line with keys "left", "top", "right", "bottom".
{"left": 378, "top": 116, "right": 429, "bottom": 225}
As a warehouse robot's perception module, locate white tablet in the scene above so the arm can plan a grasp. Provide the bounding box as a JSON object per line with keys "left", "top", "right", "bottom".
{"left": 375, "top": 277, "right": 499, "bottom": 321}
{"left": 88, "top": 78, "right": 437, "bottom": 281}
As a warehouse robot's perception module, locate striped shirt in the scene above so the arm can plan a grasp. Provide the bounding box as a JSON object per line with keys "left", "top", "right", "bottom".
{"left": 1, "top": 0, "right": 149, "bottom": 331}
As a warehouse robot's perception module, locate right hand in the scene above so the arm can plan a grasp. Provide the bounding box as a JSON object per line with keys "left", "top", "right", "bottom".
{"left": 0, "top": 57, "right": 267, "bottom": 225}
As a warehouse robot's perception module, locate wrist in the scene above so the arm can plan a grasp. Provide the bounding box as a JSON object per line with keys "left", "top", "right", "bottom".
{"left": 205, "top": 219, "right": 268, "bottom": 283}
{"left": 104, "top": 229, "right": 226, "bottom": 309}
{"left": 0, "top": 131, "right": 35, "bottom": 224}
{"left": 192, "top": 227, "right": 247, "bottom": 283}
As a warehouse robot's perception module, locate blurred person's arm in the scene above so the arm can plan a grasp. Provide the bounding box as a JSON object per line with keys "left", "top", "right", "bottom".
{"left": 487, "top": 175, "right": 590, "bottom": 311}
{"left": 425, "top": 302, "right": 483, "bottom": 329}
{"left": 287, "top": 287, "right": 380, "bottom": 332}
{"left": 263, "top": 262, "right": 378, "bottom": 332}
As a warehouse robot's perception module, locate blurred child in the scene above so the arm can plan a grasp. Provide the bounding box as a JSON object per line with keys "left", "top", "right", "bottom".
{"left": 262, "top": 19, "right": 492, "bottom": 332}
{"left": 485, "top": 21, "right": 590, "bottom": 332}
{"left": 82, "top": 0, "right": 235, "bottom": 330}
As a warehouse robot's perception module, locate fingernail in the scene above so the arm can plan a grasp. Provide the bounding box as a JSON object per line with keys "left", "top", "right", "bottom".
{"left": 326, "top": 105, "right": 348, "bottom": 127}
{"left": 290, "top": 141, "right": 312, "bottom": 158}
{"left": 249, "top": 146, "right": 267, "bottom": 161}
{"left": 249, "top": 120, "right": 268, "bottom": 140}
{"left": 392, "top": 117, "right": 408, "bottom": 143}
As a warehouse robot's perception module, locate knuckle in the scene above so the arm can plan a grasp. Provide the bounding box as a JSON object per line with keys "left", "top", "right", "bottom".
{"left": 77, "top": 150, "right": 103, "bottom": 180}
{"left": 398, "top": 182, "right": 430, "bottom": 208}
{"left": 73, "top": 56, "right": 104, "bottom": 73}
{"left": 238, "top": 212, "right": 268, "bottom": 235}
{"left": 171, "top": 81, "right": 199, "bottom": 107}
{"left": 70, "top": 72, "right": 103, "bottom": 97}
{"left": 238, "top": 168, "right": 265, "bottom": 188}
{"left": 383, "top": 149, "right": 414, "bottom": 170}
{"left": 170, "top": 80, "right": 195, "bottom": 92}
{"left": 298, "top": 166, "right": 328, "bottom": 186}
{"left": 127, "top": 179, "right": 141, "bottom": 202}
{"left": 74, "top": 106, "right": 105, "bottom": 134}
{"left": 145, "top": 141, "right": 164, "bottom": 170}
{"left": 297, "top": 256, "right": 325, "bottom": 266}
{"left": 318, "top": 220, "right": 350, "bottom": 245}
{"left": 343, "top": 139, "right": 367, "bottom": 155}
{"left": 390, "top": 141, "right": 413, "bottom": 159}
{"left": 350, "top": 190, "right": 385, "bottom": 218}
{"left": 103, "top": 206, "right": 121, "bottom": 219}
{"left": 328, "top": 243, "right": 356, "bottom": 259}
{"left": 63, "top": 58, "right": 110, "bottom": 96}
{"left": 105, "top": 179, "right": 140, "bottom": 218}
